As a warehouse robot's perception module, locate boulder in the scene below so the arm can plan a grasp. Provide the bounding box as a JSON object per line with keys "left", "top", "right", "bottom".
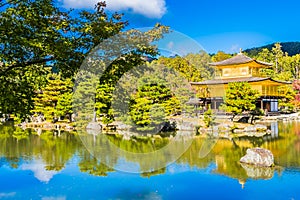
{"left": 86, "top": 122, "right": 102, "bottom": 131}
{"left": 244, "top": 124, "right": 268, "bottom": 132}
{"left": 240, "top": 148, "right": 274, "bottom": 167}
{"left": 244, "top": 125, "right": 256, "bottom": 132}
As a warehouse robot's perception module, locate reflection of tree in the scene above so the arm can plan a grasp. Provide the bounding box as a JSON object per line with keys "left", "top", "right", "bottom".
{"left": 5, "top": 157, "right": 19, "bottom": 169}
{"left": 106, "top": 134, "right": 169, "bottom": 153}
{"left": 0, "top": 126, "right": 31, "bottom": 168}
{"left": 213, "top": 145, "right": 248, "bottom": 181}
{"left": 1, "top": 121, "right": 300, "bottom": 180}
{"left": 262, "top": 122, "right": 300, "bottom": 168}
{"left": 39, "top": 130, "right": 80, "bottom": 171}
{"left": 0, "top": 125, "right": 14, "bottom": 139}
{"left": 0, "top": 125, "right": 81, "bottom": 171}
{"left": 78, "top": 149, "right": 114, "bottom": 176}
{"left": 12, "top": 127, "right": 29, "bottom": 141}
{"left": 80, "top": 131, "right": 193, "bottom": 173}
{"left": 240, "top": 136, "right": 266, "bottom": 147}
{"left": 141, "top": 168, "right": 166, "bottom": 178}
{"left": 177, "top": 139, "right": 214, "bottom": 169}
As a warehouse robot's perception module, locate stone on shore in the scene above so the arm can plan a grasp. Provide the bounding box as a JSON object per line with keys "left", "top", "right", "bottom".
{"left": 240, "top": 148, "right": 274, "bottom": 167}
{"left": 86, "top": 122, "right": 102, "bottom": 131}
{"left": 244, "top": 124, "right": 268, "bottom": 132}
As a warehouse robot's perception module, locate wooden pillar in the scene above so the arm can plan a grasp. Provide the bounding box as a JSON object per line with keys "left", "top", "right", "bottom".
{"left": 261, "top": 100, "right": 264, "bottom": 110}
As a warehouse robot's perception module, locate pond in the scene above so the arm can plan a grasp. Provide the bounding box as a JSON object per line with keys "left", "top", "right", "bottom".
{"left": 1, "top": 121, "right": 300, "bottom": 199}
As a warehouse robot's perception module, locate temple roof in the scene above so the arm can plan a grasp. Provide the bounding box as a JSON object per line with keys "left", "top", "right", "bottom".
{"left": 191, "top": 77, "right": 290, "bottom": 85}
{"left": 210, "top": 53, "right": 273, "bottom": 66}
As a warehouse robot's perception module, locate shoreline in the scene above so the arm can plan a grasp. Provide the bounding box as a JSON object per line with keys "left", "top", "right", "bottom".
{"left": 8, "top": 112, "right": 299, "bottom": 139}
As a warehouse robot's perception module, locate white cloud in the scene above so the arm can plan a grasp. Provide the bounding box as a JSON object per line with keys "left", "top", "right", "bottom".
{"left": 62, "top": 0, "right": 167, "bottom": 18}
{"left": 21, "top": 159, "right": 58, "bottom": 183}
{"left": 0, "top": 192, "right": 16, "bottom": 198}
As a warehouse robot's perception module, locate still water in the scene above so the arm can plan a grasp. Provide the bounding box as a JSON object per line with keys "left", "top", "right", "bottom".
{"left": 1, "top": 121, "right": 300, "bottom": 199}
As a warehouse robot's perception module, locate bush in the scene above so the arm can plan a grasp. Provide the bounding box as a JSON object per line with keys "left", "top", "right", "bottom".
{"left": 203, "top": 109, "right": 215, "bottom": 127}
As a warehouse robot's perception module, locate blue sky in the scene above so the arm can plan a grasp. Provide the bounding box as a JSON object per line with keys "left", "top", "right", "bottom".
{"left": 61, "top": 0, "right": 300, "bottom": 53}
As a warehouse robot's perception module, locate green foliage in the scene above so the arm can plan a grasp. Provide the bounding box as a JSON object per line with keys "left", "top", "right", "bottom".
{"left": 221, "top": 82, "right": 260, "bottom": 118}
{"left": 154, "top": 51, "right": 213, "bottom": 82}
{"left": 95, "top": 84, "right": 114, "bottom": 124}
{"left": 289, "top": 54, "right": 300, "bottom": 80}
{"left": 211, "top": 51, "right": 232, "bottom": 62}
{"left": 78, "top": 150, "right": 114, "bottom": 176}
{"left": 0, "top": 64, "right": 48, "bottom": 120}
{"left": 253, "top": 43, "right": 300, "bottom": 81}
{"left": 33, "top": 73, "right": 73, "bottom": 121}
{"left": 129, "top": 77, "right": 181, "bottom": 131}
{"left": 56, "top": 92, "right": 73, "bottom": 122}
{"left": 0, "top": 1, "right": 126, "bottom": 118}
{"left": 278, "top": 85, "right": 296, "bottom": 112}
{"left": 203, "top": 109, "right": 215, "bottom": 127}
{"left": 0, "top": 0, "right": 170, "bottom": 121}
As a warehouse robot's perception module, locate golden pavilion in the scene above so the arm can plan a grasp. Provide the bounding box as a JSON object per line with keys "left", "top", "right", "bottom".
{"left": 190, "top": 51, "right": 290, "bottom": 112}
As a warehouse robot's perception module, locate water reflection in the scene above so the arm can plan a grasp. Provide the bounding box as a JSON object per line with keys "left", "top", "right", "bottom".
{"left": 0, "top": 121, "right": 300, "bottom": 184}
{"left": 21, "top": 159, "right": 58, "bottom": 183}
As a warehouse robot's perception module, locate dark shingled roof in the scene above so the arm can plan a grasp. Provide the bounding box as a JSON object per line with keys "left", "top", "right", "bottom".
{"left": 191, "top": 77, "right": 291, "bottom": 85}
{"left": 210, "top": 53, "right": 273, "bottom": 66}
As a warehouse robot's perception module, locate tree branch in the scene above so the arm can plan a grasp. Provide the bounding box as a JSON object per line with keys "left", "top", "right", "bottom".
{"left": 0, "top": 56, "right": 55, "bottom": 76}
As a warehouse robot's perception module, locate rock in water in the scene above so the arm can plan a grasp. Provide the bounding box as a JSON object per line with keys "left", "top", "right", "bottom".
{"left": 240, "top": 148, "right": 274, "bottom": 167}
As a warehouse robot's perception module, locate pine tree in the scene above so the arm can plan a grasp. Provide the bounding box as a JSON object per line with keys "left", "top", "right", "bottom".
{"left": 129, "top": 77, "right": 181, "bottom": 131}
{"left": 221, "top": 82, "right": 260, "bottom": 120}
{"left": 33, "top": 73, "right": 73, "bottom": 122}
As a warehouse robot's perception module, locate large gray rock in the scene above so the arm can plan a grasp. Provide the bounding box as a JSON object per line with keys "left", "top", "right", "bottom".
{"left": 240, "top": 148, "right": 274, "bottom": 167}
{"left": 86, "top": 122, "right": 102, "bottom": 131}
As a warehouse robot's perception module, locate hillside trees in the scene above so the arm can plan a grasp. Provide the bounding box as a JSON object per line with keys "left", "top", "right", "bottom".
{"left": 256, "top": 43, "right": 298, "bottom": 81}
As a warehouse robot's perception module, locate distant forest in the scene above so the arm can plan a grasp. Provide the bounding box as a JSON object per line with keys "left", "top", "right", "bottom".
{"left": 244, "top": 42, "right": 300, "bottom": 57}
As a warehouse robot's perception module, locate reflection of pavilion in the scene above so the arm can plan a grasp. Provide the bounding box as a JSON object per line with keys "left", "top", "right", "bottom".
{"left": 238, "top": 179, "right": 246, "bottom": 189}
{"left": 190, "top": 52, "right": 291, "bottom": 112}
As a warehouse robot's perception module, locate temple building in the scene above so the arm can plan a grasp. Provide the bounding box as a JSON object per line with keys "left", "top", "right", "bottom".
{"left": 190, "top": 51, "right": 291, "bottom": 112}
